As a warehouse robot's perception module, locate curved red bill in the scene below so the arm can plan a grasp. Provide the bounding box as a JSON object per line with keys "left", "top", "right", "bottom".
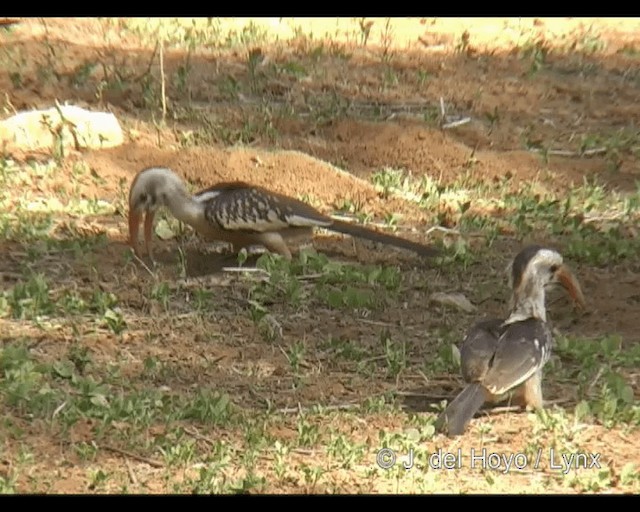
{"left": 556, "top": 265, "right": 586, "bottom": 310}
{"left": 128, "top": 209, "right": 156, "bottom": 259}
{"left": 143, "top": 210, "right": 156, "bottom": 259}
{"left": 128, "top": 209, "right": 142, "bottom": 257}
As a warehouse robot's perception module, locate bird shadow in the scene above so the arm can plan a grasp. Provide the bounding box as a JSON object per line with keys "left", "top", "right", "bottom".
{"left": 144, "top": 238, "right": 423, "bottom": 278}
{"left": 399, "top": 386, "right": 534, "bottom": 421}
{"left": 400, "top": 393, "right": 447, "bottom": 414}
{"left": 146, "top": 244, "right": 256, "bottom": 277}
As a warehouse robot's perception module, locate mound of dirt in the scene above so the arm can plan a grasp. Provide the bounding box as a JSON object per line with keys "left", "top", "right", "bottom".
{"left": 84, "top": 143, "right": 434, "bottom": 226}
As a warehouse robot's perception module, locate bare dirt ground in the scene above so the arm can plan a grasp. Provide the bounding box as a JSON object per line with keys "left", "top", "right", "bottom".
{"left": 0, "top": 18, "right": 639, "bottom": 494}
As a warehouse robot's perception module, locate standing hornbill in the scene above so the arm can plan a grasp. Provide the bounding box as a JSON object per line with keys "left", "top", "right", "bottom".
{"left": 435, "top": 245, "right": 586, "bottom": 436}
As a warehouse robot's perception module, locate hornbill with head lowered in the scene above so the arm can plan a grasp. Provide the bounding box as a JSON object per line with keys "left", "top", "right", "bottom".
{"left": 435, "top": 245, "right": 586, "bottom": 437}
{"left": 127, "top": 167, "right": 440, "bottom": 261}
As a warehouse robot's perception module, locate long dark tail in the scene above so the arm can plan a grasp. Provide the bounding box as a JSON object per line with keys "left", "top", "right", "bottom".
{"left": 435, "top": 383, "right": 487, "bottom": 437}
{"left": 328, "top": 219, "right": 440, "bottom": 258}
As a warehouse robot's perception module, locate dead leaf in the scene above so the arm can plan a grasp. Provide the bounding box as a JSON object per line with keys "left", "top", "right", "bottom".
{"left": 429, "top": 292, "right": 477, "bottom": 313}
{"left": 154, "top": 219, "right": 176, "bottom": 240}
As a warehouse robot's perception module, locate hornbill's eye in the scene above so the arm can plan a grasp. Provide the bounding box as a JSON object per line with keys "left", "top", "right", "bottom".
{"left": 549, "top": 264, "right": 559, "bottom": 273}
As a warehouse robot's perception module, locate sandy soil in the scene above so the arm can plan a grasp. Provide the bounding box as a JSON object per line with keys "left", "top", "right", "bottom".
{"left": 0, "top": 17, "right": 638, "bottom": 494}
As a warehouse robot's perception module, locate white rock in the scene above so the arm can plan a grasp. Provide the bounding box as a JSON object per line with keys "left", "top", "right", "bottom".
{"left": 0, "top": 104, "right": 124, "bottom": 152}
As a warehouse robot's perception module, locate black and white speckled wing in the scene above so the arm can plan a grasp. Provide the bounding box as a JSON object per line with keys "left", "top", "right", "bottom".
{"left": 460, "top": 318, "right": 506, "bottom": 383}
{"left": 194, "top": 182, "right": 333, "bottom": 233}
{"left": 482, "top": 318, "right": 553, "bottom": 396}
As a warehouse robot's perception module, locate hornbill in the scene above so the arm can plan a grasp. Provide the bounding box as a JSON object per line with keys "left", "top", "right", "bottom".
{"left": 435, "top": 245, "right": 586, "bottom": 437}
{"left": 127, "top": 167, "right": 440, "bottom": 261}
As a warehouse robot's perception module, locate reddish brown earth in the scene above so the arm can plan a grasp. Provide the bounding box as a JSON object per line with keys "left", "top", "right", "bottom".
{"left": 0, "top": 18, "right": 638, "bottom": 493}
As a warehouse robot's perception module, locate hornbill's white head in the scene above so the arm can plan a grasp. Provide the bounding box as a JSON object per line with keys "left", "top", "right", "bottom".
{"left": 506, "top": 245, "right": 586, "bottom": 321}
{"left": 127, "top": 167, "right": 190, "bottom": 258}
